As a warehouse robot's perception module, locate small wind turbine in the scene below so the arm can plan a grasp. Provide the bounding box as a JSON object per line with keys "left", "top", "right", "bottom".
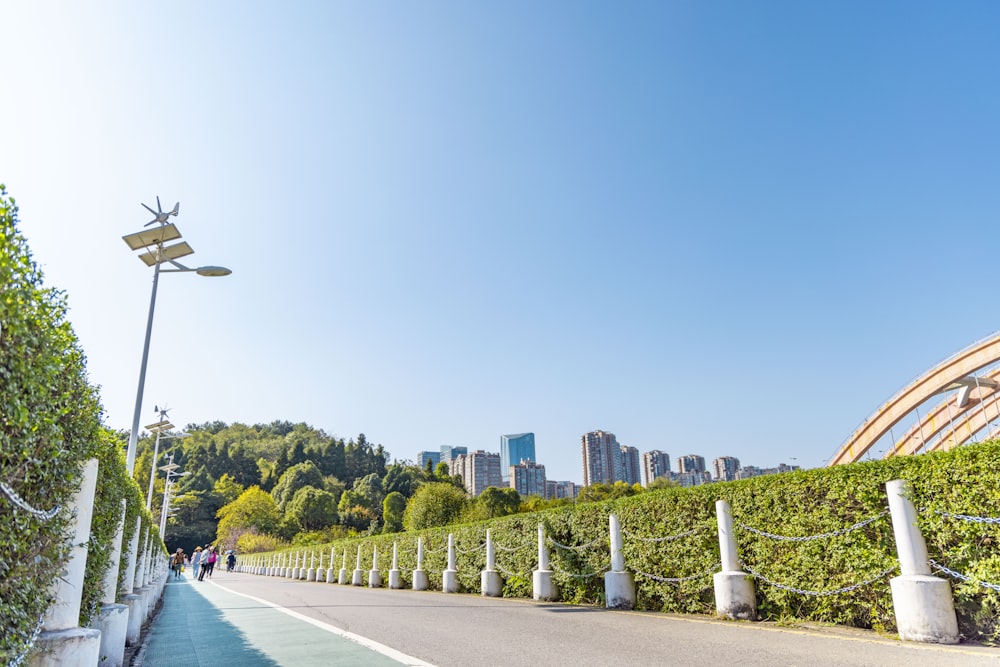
{"left": 141, "top": 196, "right": 180, "bottom": 226}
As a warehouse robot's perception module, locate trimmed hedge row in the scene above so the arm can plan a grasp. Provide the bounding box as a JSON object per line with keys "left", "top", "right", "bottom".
{"left": 263, "top": 440, "right": 1000, "bottom": 643}
{"left": 0, "top": 187, "right": 158, "bottom": 664}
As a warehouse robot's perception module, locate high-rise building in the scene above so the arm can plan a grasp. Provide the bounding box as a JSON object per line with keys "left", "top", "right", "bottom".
{"left": 452, "top": 450, "right": 502, "bottom": 497}
{"left": 416, "top": 451, "right": 441, "bottom": 470}
{"left": 581, "top": 430, "right": 620, "bottom": 486}
{"left": 620, "top": 445, "right": 641, "bottom": 485}
{"left": 641, "top": 450, "right": 671, "bottom": 487}
{"left": 500, "top": 433, "right": 536, "bottom": 481}
{"left": 510, "top": 459, "right": 546, "bottom": 497}
{"left": 677, "top": 454, "right": 706, "bottom": 475}
{"left": 712, "top": 456, "right": 741, "bottom": 482}
{"left": 545, "top": 480, "right": 577, "bottom": 500}
{"left": 439, "top": 446, "right": 468, "bottom": 474}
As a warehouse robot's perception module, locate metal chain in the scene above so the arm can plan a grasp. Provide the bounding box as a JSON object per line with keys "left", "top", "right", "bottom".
{"left": 0, "top": 480, "right": 61, "bottom": 520}
{"left": 625, "top": 526, "right": 705, "bottom": 543}
{"left": 493, "top": 542, "right": 532, "bottom": 553}
{"left": 929, "top": 558, "right": 1000, "bottom": 592}
{"left": 744, "top": 562, "right": 898, "bottom": 596}
{"left": 934, "top": 510, "right": 1000, "bottom": 525}
{"left": 8, "top": 613, "right": 46, "bottom": 667}
{"left": 456, "top": 543, "right": 485, "bottom": 555}
{"left": 548, "top": 536, "right": 603, "bottom": 552}
{"left": 738, "top": 510, "right": 889, "bottom": 542}
{"left": 634, "top": 563, "right": 719, "bottom": 583}
{"left": 549, "top": 562, "right": 610, "bottom": 578}
{"left": 494, "top": 562, "right": 530, "bottom": 579}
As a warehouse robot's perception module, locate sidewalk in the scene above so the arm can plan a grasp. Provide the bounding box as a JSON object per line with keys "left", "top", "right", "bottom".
{"left": 136, "top": 569, "right": 409, "bottom": 666}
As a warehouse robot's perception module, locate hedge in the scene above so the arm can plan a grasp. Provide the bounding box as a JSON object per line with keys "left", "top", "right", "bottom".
{"left": 0, "top": 187, "right": 159, "bottom": 664}
{"left": 260, "top": 439, "right": 1000, "bottom": 644}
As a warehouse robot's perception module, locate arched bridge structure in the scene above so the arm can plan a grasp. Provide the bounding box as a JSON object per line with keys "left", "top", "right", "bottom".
{"left": 828, "top": 331, "right": 1000, "bottom": 466}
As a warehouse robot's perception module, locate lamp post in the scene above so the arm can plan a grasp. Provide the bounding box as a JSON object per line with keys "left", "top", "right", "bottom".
{"left": 122, "top": 198, "right": 231, "bottom": 475}
{"left": 159, "top": 455, "right": 190, "bottom": 536}
{"left": 144, "top": 408, "right": 191, "bottom": 510}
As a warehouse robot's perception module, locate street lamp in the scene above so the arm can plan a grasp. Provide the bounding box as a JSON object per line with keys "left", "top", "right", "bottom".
{"left": 122, "top": 198, "right": 231, "bottom": 475}
{"left": 144, "top": 407, "right": 191, "bottom": 510}
{"left": 159, "top": 454, "right": 190, "bottom": 536}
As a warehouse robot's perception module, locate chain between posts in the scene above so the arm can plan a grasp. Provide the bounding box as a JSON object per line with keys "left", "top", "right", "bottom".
{"left": 549, "top": 561, "right": 610, "bottom": 578}
{"left": 548, "top": 536, "right": 603, "bottom": 552}
{"left": 624, "top": 526, "right": 706, "bottom": 543}
{"left": 494, "top": 562, "right": 531, "bottom": 579}
{"left": 0, "top": 480, "right": 61, "bottom": 520}
{"left": 634, "top": 564, "right": 719, "bottom": 583}
{"left": 934, "top": 510, "right": 1000, "bottom": 525}
{"left": 456, "top": 543, "right": 485, "bottom": 555}
{"left": 738, "top": 509, "right": 889, "bottom": 542}
{"left": 929, "top": 559, "right": 1000, "bottom": 592}
{"left": 8, "top": 613, "right": 45, "bottom": 667}
{"left": 744, "top": 562, "right": 898, "bottom": 596}
{"left": 493, "top": 541, "right": 532, "bottom": 553}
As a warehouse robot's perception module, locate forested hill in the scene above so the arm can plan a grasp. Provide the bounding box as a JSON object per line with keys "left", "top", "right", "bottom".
{"left": 135, "top": 420, "right": 392, "bottom": 550}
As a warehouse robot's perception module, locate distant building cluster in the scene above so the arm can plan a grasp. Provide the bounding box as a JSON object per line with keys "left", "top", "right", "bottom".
{"left": 582, "top": 430, "right": 799, "bottom": 488}
{"left": 416, "top": 429, "right": 799, "bottom": 497}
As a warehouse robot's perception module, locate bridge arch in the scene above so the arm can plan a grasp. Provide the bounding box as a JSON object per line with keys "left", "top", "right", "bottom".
{"left": 828, "top": 331, "right": 1000, "bottom": 466}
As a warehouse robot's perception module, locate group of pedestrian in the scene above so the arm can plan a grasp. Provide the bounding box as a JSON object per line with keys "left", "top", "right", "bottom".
{"left": 169, "top": 544, "right": 237, "bottom": 581}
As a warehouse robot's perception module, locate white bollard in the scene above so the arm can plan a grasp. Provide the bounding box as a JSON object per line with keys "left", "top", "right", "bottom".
{"left": 93, "top": 499, "right": 129, "bottom": 667}
{"left": 352, "top": 545, "right": 365, "bottom": 586}
{"left": 886, "top": 480, "right": 959, "bottom": 643}
{"left": 306, "top": 552, "right": 317, "bottom": 582}
{"left": 339, "top": 551, "right": 349, "bottom": 585}
{"left": 326, "top": 548, "right": 337, "bottom": 584}
{"left": 123, "top": 516, "right": 144, "bottom": 646}
{"left": 369, "top": 546, "right": 382, "bottom": 588}
{"left": 442, "top": 534, "right": 459, "bottom": 593}
{"left": 713, "top": 499, "right": 757, "bottom": 620}
{"left": 533, "top": 523, "right": 557, "bottom": 601}
{"left": 604, "top": 514, "right": 636, "bottom": 610}
{"left": 316, "top": 553, "right": 325, "bottom": 582}
{"left": 481, "top": 529, "right": 503, "bottom": 597}
{"left": 412, "top": 538, "right": 428, "bottom": 591}
{"left": 388, "top": 542, "right": 402, "bottom": 589}
{"left": 29, "top": 458, "right": 102, "bottom": 666}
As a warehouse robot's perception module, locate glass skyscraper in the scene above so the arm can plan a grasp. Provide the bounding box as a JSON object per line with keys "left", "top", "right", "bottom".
{"left": 500, "top": 433, "right": 535, "bottom": 480}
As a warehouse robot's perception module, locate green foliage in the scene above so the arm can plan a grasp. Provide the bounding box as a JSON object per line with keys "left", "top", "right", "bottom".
{"left": 465, "top": 486, "right": 520, "bottom": 521}
{"left": 577, "top": 481, "right": 642, "bottom": 503}
{"left": 382, "top": 491, "right": 407, "bottom": 533}
{"left": 214, "top": 473, "right": 245, "bottom": 506}
{"left": 403, "top": 482, "right": 469, "bottom": 531}
{"left": 0, "top": 188, "right": 110, "bottom": 662}
{"left": 216, "top": 486, "right": 282, "bottom": 549}
{"left": 236, "top": 531, "right": 288, "bottom": 554}
{"left": 272, "top": 461, "right": 324, "bottom": 510}
{"left": 286, "top": 486, "right": 339, "bottom": 531}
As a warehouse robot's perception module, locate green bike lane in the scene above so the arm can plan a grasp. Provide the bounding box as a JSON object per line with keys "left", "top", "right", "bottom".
{"left": 138, "top": 570, "right": 431, "bottom": 666}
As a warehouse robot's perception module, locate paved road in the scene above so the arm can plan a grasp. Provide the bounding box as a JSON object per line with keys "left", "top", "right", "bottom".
{"left": 142, "top": 569, "right": 1000, "bottom": 666}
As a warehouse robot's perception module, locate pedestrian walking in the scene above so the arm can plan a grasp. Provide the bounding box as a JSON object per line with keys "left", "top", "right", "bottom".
{"left": 171, "top": 548, "right": 185, "bottom": 579}
{"left": 191, "top": 546, "right": 203, "bottom": 580}
{"left": 227, "top": 550, "right": 237, "bottom": 572}
{"left": 199, "top": 546, "right": 217, "bottom": 580}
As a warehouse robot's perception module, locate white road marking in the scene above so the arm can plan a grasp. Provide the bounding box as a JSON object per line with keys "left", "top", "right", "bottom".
{"left": 205, "top": 579, "right": 436, "bottom": 667}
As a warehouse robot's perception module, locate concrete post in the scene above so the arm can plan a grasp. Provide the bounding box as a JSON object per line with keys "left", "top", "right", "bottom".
{"left": 713, "top": 499, "right": 757, "bottom": 620}
{"left": 290, "top": 551, "right": 300, "bottom": 579}
{"left": 326, "top": 548, "right": 337, "bottom": 584}
{"left": 369, "top": 546, "right": 382, "bottom": 588}
{"left": 533, "top": 523, "right": 557, "bottom": 601}
{"left": 306, "top": 552, "right": 317, "bottom": 582}
{"left": 299, "top": 551, "right": 309, "bottom": 580}
{"left": 886, "top": 479, "right": 959, "bottom": 643}
{"left": 389, "top": 542, "right": 402, "bottom": 589}
{"left": 93, "top": 499, "right": 129, "bottom": 667}
{"left": 604, "top": 513, "right": 635, "bottom": 610}
{"left": 412, "top": 537, "right": 428, "bottom": 591}
{"left": 481, "top": 529, "right": 503, "bottom": 597}
{"left": 339, "top": 551, "right": 349, "bottom": 585}
{"left": 352, "top": 545, "right": 364, "bottom": 586}
{"left": 316, "top": 553, "right": 325, "bottom": 582}
{"left": 29, "top": 458, "right": 101, "bottom": 666}
{"left": 442, "top": 534, "right": 459, "bottom": 593}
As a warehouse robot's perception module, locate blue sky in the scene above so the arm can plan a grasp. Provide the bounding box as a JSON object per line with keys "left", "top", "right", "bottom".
{"left": 4, "top": 2, "right": 1000, "bottom": 482}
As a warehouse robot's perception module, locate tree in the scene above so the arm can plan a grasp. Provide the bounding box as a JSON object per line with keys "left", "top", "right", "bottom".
{"left": 271, "top": 461, "right": 324, "bottom": 510}
{"left": 382, "top": 491, "right": 407, "bottom": 533}
{"left": 474, "top": 487, "right": 521, "bottom": 519}
{"left": 403, "top": 483, "right": 469, "bottom": 531}
{"left": 285, "top": 486, "right": 338, "bottom": 531}
{"left": 383, "top": 463, "right": 422, "bottom": 498}
{"left": 216, "top": 486, "right": 282, "bottom": 549}
{"left": 214, "top": 473, "right": 245, "bottom": 506}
